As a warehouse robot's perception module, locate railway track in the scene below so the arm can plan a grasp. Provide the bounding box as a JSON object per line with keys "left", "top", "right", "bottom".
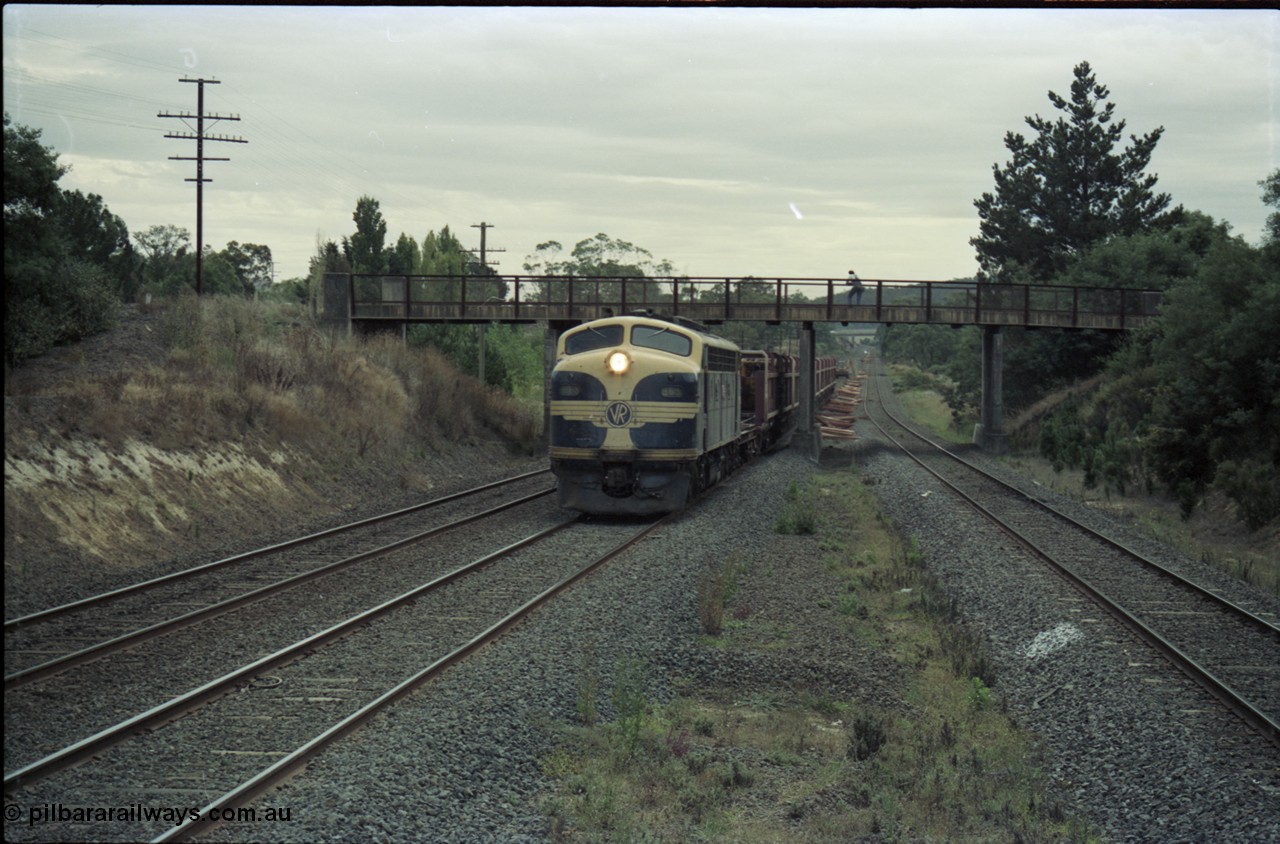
{"left": 5, "top": 497, "right": 676, "bottom": 842}
{"left": 4, "top": 469, "right": 553, "bottom": 685}
{"left": 862, "top": 367, "right": 1280, "bottom": 748}
{"left": 3, "top": 471, "right": 561, "bottom": 784}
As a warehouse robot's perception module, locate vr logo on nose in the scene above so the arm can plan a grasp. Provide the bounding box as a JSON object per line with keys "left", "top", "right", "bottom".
{"left": 605, "top": 401, "right": 633, "bottom": 427}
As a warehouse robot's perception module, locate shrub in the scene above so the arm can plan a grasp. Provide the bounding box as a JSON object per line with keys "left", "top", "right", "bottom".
{"left": 610, "top": 656, "right": 648, "bottom": 759}
{"left": 1215, "top": 458, "right": 1280, "bottom": 531}
{"left": 775, "top": 479, "right": 817, "bottom": 535}
{"left": 697, "top": 567, "right": 727, "bottom": 635}
{"left": 847, "top": 707, "right": 889, "bottom": 761}
{"left": 5, "top": 258, "right": 120, "bottom": 364}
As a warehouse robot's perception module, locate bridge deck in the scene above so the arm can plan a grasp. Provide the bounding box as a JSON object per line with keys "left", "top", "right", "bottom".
{"left": 330, "top": 274, "right": 1161, "bottom": 332}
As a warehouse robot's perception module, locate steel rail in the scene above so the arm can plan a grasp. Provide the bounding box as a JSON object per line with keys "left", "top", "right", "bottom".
{"left": 4, "top": 516, "right": 579, "bottom": 793}
{"left": 152, "top": 509, "right": 677, "bottom": 843}
{"left": 874, "top": 395, "right": 1278, "bottom": 638}
{"left": 864, "top": 372, "right": 1280, "bottom": 748}
{"left": 5, "top": 488, "right": 554, "bottom": 690}
{"left": 4, "top": 468, "right": 551, "bottom": 631}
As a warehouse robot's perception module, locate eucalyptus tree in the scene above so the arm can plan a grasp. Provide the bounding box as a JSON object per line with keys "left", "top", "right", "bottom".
{"left": 4, "top": 114, "right": 123, "bottom": 362}
{"left": 222, "top": 241, "right": 274, "bottom": 296}
{"left": 522, "top": 233, "right": 676, "bottom": 305}
{"left": 135, "top": 224, "right": 192, "bottom": 293}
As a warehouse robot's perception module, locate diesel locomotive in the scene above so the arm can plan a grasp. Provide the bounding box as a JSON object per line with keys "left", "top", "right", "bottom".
{"left": 549, "top": 313, "right": 836, "bottom": 515}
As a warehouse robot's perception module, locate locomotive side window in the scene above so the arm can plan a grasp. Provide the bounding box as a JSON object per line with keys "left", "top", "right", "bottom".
{"left": 564, "top": 324, "right": 624, "bottom": 355}
{"left": 631, "top": 325, "right": 692, "bottom": 357}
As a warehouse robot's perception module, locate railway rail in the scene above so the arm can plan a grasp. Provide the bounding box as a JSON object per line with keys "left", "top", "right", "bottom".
{"left": 3, "top": 470, "right": 560, "bottom": 795}
{"left": 5, "top": 501, "right": 677, "bottom": 842}
{"left": 4, "top": 470, "right": 552, "bottom": 686}
{"left": 862, "top": 367, "right": 1280, "bottom": 748}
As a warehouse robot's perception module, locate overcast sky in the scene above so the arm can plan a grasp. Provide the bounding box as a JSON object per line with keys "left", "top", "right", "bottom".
{"left": 4, "top": 5, "right": 1276, "bottom": 284}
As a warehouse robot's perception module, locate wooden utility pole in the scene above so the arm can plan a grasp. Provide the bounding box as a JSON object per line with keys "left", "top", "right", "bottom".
{"left": 159, "top": 77, "right": 246, "bottom": 295}
{"left": 468, "top": 221, "right": 505, "bottom": 268}
{"left": 469, "top": 223, "right": 506, "bottom": 385}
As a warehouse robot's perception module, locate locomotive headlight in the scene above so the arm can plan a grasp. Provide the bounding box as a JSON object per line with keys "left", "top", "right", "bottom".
{"left": 606, "top": 351, "right": 630, "bottom": 375}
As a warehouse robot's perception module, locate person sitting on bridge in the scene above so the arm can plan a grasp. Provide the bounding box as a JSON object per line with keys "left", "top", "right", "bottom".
{"left": 846, "top": 271, "right": 864, "bottom": 306}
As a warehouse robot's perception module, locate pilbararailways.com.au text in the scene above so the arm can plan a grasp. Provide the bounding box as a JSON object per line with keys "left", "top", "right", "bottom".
{"left": 7, "top": 802, "right": 293, "bottom": 829}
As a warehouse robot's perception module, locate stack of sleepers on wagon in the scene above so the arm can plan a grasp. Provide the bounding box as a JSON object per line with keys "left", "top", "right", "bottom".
{"left": 817, "top": 382, "right": 862, "bottom": 439}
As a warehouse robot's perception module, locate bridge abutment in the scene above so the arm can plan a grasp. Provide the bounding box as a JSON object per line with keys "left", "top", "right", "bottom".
{"left": 321, "top": 272, "right": 351, "bottom": 335}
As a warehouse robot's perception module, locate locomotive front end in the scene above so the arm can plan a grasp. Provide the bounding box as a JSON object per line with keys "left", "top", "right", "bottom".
{"left": 550, "top": 317, "right": 703, "bottom": 515}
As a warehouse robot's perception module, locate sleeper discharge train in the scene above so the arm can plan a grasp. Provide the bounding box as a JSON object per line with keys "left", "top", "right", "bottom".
{"left": 549, "top": 313, "right": 836, "bottom": 515}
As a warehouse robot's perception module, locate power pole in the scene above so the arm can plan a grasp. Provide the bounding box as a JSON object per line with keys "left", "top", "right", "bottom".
{"left": 159, "top": 77, "right": 246, "bottom": 295}
{"left": 468, "top": 221, "right": 506, "bottom": 268}
{"left": 469, "top": 223, "right": 506, "bottom": 385}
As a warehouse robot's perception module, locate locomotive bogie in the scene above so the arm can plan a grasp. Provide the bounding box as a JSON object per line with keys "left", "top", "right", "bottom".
{"left": 553, "top": 458, "right": 694, "bottom": 515}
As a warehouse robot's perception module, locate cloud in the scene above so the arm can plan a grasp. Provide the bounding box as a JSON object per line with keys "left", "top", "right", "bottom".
{"left": 4, "top": 6, "right": 1275, "bottom": 282}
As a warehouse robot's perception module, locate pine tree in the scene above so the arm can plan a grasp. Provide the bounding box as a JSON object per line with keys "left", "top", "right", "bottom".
{"left": 972, "top": 62, "right": 1177, "bottom": 282}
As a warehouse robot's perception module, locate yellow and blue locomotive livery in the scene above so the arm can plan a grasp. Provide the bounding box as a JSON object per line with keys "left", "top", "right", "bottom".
{"left": 550, "top": 313, "right": 837, "bottom": 515}
{"left": 549, "top": 315, "right": 742, "bottom": 515}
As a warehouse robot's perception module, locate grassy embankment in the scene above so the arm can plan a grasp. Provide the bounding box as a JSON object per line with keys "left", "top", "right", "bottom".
{"left": 540, "top": 463, "right": 1095, "bottom": 841}
{"left": 6, "top": 294, "right": 540, "bottom": 462}
{"left": 3, "top": 295, "right": 541, "bottom": 589}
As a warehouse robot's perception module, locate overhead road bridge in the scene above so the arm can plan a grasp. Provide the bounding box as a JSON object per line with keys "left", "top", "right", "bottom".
{"left": 322, "top": 273, "right": 1163, "bottom": 454}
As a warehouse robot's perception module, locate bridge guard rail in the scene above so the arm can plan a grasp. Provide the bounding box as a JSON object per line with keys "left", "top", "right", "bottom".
{"left": 332, "top": 274, "right": 1162, "bottom": 332}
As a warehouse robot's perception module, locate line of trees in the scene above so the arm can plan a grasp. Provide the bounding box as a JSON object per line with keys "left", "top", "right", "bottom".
{"left": 307, "top": 195, "right": 534, "bottom": 393}
{"left": 4, "top": 113, "right": 280, "bottom": 365}
{"left": 307, "top": 196, "right": 505, "bottom": 302}
{"left": 309, "top": 202, "right": 843, "bottom": 390}
{"left": 881, "top": 63, "right": 1279, "bottom": 529}
{"left": 132, "top": 223, "right": 275, "bottom": 299}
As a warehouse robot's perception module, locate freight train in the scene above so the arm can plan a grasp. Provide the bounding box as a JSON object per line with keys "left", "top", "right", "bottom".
{"left": 549, "top": 313, "right": 836, "bottom": 515}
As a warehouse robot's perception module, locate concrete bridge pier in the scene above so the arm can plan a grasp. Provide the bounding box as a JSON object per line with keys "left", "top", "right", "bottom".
{"left": 797, "top": 323, "right": 821, "bottom": 463}
{"left": 973, "top": 325, "right": 1009, "bottom": 454}
{"left": 798, "top": 324, "right": 814, "bottom": 434}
